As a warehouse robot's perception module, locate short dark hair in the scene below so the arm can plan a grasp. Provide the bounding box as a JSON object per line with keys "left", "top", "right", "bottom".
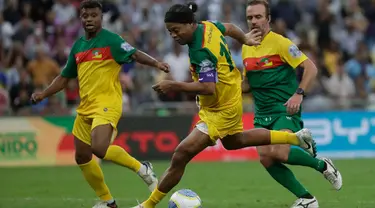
{"left": 247, "top": 0, "right": 270, "bottom": 17}
{"left": 164, "top": 2, "right": 198, "bottom": 24}
{"left": 80, "top": 0, "right": 102, "bottom": 11}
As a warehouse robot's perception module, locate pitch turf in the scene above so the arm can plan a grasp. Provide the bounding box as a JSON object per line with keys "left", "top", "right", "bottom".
{"left": 0, "top": 159, "right": 373, "bottom": 208}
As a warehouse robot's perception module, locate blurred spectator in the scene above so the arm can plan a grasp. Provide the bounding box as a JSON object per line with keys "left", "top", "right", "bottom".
{"left": 9, "top": 70, "right": 34, "bottom": 113}
{"left": 27, "top": 46, "right": 60, "bottom": 87}
{"left": 323, "top": 58, "right": 355, "bottom": 109}
{"left": 344, "top": 42, "right": 375, "bottom": 99}
{"left": 158, "top": 42, "right": 189, "bottom": 102}
{"left": 0, "top": 13, "right": 14, "bottom": 49}
{"left": 52, "top": 0, "right": 77, "bottom": 25}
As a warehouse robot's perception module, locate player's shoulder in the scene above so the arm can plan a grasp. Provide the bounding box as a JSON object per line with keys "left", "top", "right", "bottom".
{"left": 268, "top": 32, "right": 295, "bottom": 46}
{"left": 99, "top": 28, "right": 123, "bottom": 40}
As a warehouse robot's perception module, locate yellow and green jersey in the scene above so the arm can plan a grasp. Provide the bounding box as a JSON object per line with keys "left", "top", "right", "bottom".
{"left": 189, "top": 21, "right": 242, "bottom": 111}
{"left": 61, "top": 29, "right": 135, "bottom": 117}
{"left": 242, "top": 31, "right": 307, "bottom": 117}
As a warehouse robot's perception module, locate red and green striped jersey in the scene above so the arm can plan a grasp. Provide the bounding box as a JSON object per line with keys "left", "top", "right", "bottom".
{"left": 61, "top": 29, "right": 136, "bottom": 117}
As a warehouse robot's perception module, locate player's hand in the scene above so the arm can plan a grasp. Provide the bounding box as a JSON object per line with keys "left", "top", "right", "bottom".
{"left": 244, "top": 29, "right": 262, "bottom": 46}
{"left": 30, "top": 92, "right": 45, "bottom": 104}
{"left": 156, "top": 62, "right": 170, "bottom": 73}
{"left": 152, "top": 80, "right": 174, "bottom": 94}
{"left": 284, "top": 94, "right": 303, "bottom": 115}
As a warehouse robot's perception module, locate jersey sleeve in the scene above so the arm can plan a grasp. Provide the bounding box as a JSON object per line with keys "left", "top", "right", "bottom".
{"left": 190, "top": 49, "right": 218, "bottom": 83}
{"left": 279, "top": 38, "right": 308, "bottom": 69}
{"left": 241, "top": 45, "right": 247, "bottom": 77}
{"left": 109, "top": 34, "right": 137, "bottom": 64}
{"left": 208, "top": 20, "right": 226, "bottom": 35}
{"left": 61, "top": 45, "right": 78, "bottom": 78}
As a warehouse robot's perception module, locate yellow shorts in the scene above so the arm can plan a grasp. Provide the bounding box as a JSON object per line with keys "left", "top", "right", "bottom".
{"left": 72, "top": 114, "right": 120, "bottom": 145}
{"left": 196, "top": 103, "right": 243, "bottom": 144}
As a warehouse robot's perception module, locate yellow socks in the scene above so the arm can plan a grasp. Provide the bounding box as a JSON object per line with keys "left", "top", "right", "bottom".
{"left": 104, "top": 145, "right": 142, "bottom": 172}
{"left": 79, "top": 159, "right": 113, "bottom": 201}
{"left": 270, "top": 130, "right": 299, "bottom": 145}
{"left": 142, "top": 188, "right": 167, "bottom": 207}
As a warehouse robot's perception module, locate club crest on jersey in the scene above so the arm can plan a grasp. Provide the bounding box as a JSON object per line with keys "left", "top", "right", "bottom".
{"left": 92, "top": 50, "right": 102, "bottom": 59}
{"left": 256, "top": 57, "right": 273, "bottom": 67}
{"left": 288, "top": 45, "right": 302, "bottom": 58}
{"left": 199, "top": 59, "right": 215, "bottom": 72}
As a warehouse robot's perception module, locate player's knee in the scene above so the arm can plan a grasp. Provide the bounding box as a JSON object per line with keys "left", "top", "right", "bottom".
{"left": 257, "top": 145, "right": 289, "bottom": 162}
{"left": 75, "top": 150, "right": 92, "bottom": 164}
{"left": 92, "top": 146, "right": 107, "bottom": 159}
{"left": 259, "top": 155, "right": 275, "bottom": 168}
{"left": 171, "top": 146, "right": 193, "bottom": 168}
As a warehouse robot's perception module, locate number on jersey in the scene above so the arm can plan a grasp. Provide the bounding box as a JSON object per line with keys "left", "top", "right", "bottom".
{"left": 219, "top": 35, "right": 234, "bottom": 72}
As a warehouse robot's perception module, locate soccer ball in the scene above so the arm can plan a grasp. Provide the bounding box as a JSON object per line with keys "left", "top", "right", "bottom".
{"left": 168, "top": 189, "right": 202, "bottom": 208}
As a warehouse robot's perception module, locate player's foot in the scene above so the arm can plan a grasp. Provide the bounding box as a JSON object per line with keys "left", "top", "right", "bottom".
{"left": 92, "top": 200, "right": 118, "bottom": 208}
{"left": 295, "top": 128, "right": 317, "bottom": 157}
{"left": 291, "top": 197, "right": 319, "bottom": 208}
{"left": 138, "top": 161, "right": 158, "bottom": 192}
{"left": 321, "top": 157, "right": 343, "bottom": 190}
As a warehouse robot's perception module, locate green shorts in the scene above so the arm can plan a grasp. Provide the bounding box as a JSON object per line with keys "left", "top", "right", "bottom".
{"left": 254, "top": 115, "right": 303, "bottom": 133}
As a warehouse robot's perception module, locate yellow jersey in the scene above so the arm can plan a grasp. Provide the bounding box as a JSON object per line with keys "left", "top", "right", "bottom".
{"left": 189, "top": 21, "right": 242, "bottom": 112}
{"left": 61, "top": 29, "right": 135, "bottom": 118}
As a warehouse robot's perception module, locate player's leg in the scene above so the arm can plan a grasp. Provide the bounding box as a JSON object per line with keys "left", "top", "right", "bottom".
{"left": 220, "top": 127, "right": 316, "bottom": 156}
{"left": 258, "top": 143, "right": 318, "bottom": 207}
{"left": 90, "top": 118, "right": 157, "bottom": 192}
{"left": 136, "top": 128, "right": 212, "bottom": 208}
{"left": 72, "top": 116, "right": 116, "bottom": 208}
{"left": 271, "top": 116, "right": 342, "bottom": 190}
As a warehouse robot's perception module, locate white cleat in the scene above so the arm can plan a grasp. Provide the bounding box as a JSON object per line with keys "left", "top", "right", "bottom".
{"left": 92, "top": 201, "right": 116, "bottom": 208}
{"left": 138, "top": 161, "right": 158, "bottom": 192}
{"left": 291, "top": 197, "right": 319, "bottom": 208}
{"left": 296, "top": 128, "right": 317, "bottom": 157}
{"left": 321, "top": 157, "right": 343, "bottom": 190}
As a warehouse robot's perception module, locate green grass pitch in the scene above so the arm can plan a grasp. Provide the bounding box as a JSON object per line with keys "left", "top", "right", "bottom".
{"left": 0, "top": 160, "right": 374, "bottom": 208}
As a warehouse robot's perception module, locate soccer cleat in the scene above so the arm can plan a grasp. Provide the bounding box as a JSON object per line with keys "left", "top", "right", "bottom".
{"left": 321, "top": 157, "right": 343, "bottom": 190}
{"left": 295, "top": 128, "right": 317, "bottom": 157}
{"left": 291, "top": 197, "right": 319, "bottom": 208}
{"left": 138, "top": 161, "right": 158, "bottom": 192}
{"left": 92, "top": 201, "right": 118, "bottom": 208}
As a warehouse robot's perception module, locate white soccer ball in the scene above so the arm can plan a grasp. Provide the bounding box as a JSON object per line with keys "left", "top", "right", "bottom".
{"left": 168, "top": 189, "right": 202, "bottom": 208}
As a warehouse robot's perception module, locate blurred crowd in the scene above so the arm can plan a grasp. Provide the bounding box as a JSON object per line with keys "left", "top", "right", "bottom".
{"left": 1, "top": 0, "right": 375, "bottom": 116}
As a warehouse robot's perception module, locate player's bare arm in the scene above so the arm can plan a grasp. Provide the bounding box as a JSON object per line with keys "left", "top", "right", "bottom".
{"left": 131, "top": 50, "right": 170, "bottom": 73}
{"left": 152, "top": 80, "right": 215, "bottom": 95}
{"left": 296, "top": 59, "right": 318, "bottom": 92}
{"left": 284, "top": 59, "right": 318, "bottom": 115}
{"left": 222, "top": 23, "right": 262, "bottom": 46}
{"left": 242, "top": 76, "right": 251, "bottom": 93}
{"left": 31, "top": 75, "right": 69, "bottom": 103}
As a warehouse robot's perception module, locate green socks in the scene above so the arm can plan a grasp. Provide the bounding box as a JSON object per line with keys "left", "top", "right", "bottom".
{"left": 266, "top": 163, "right": 311, "bottom": 198}
{"left": 286, "top": 147, "right": 326, "bottom": 172}
{"left": 265, "top": 148, "right": 327, "bottom": 198}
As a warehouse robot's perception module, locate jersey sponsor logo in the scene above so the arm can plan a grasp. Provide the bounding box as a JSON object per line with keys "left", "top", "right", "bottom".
{"left": 288, "top": 44, "right": 302, "bottom": 58}
{"left": 121, "top": 42, "right": 134, "bottom": 52}
{"left": 199, "top": 59, "right": 215, "bottom": 73}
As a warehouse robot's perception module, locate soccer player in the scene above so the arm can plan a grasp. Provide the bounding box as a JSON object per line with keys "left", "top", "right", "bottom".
{"left": 30, "top": 1, "right": 170, "bottom": 208}
{"left": 132, "top": 2, "right": 318, "bottom": 208}
{"left": 242, "top": 1, "right": 342, "bottom": 207}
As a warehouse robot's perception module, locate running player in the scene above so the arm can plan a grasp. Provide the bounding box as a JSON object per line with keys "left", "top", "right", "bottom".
{"left": 31, "top": 1, "right": 170, "bottom": 208}
{"left": 242, "top": 1, "right": 342, "bottom": 207}
{"left": 132, "top": 2, "right": 317, "bottom": 208}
